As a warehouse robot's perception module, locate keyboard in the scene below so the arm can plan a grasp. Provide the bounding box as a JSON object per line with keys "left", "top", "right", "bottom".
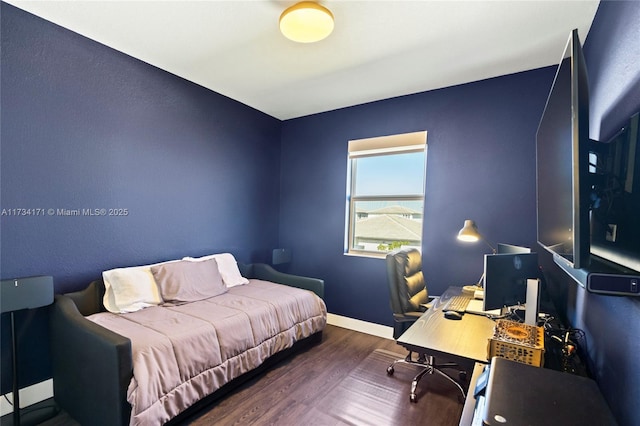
{"left": 442, "top": 295, "right": 471, "bottom": 313}
{"left": 465, "top": 299, "right": 501, "bottom": 316}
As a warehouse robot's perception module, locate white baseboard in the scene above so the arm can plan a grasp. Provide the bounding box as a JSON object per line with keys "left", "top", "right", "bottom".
{"left": 1, "top": 379, "right": 53, "bottom": 416}
{"left": 326, "top": 313, "right": 394, "bottom": 340}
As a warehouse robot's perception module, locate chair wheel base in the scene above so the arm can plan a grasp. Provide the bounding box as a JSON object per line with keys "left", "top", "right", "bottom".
{"left": 386, "top": 352, "right": 467, "bottom": 404}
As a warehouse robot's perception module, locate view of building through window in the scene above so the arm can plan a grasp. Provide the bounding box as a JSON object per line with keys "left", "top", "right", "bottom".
{"left": 346, "top": 132, "right": 427, "bottom": 256}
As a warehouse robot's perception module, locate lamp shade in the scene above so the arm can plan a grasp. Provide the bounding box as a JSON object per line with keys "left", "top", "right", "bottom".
{"left": 457, "top": 220, "right": 481, "bottom": 242}
{"left": 279, "top": 2, "right": 334, "bottom": 43}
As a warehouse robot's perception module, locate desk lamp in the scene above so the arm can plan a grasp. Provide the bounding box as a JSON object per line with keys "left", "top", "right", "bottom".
{"left": 457, "top": 220, "right": 496, "bottom": 290}
{"left": 457, "top": 220, "right": 496, "bottom": 254}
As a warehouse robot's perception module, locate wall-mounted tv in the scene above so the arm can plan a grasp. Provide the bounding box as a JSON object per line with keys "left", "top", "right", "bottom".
{"left": 537, "top": 29, "right": 640, "bottom": 294}
{"left": 536, "top": 29, "right": 591, "bottom": 270}
{"left": 590, "top": 111, "right": 640, "bottom": 273}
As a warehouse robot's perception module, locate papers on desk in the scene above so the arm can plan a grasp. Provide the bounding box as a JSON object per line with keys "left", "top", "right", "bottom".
{"left": 472, "top": 395, "right": 486, "bottom": 426}
{"left": 465, "top": 299, "right": 501, "bottom": 316}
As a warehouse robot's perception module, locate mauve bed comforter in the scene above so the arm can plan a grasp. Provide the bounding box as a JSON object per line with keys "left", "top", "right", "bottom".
{"left": 87, "top": 279, "right": 327, "bottom": 425}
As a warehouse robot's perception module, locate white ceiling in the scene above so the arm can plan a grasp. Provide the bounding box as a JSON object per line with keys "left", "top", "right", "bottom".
{"left": 6, "top": 1, "right": 600, "bottom": 120}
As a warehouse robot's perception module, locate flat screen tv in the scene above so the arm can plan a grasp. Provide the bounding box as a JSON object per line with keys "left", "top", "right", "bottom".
{"left": 590, "top": 111, "right": 640, "bottom": 272}
{"left": 536, "top": 29, "right": 591, "bottom": 270}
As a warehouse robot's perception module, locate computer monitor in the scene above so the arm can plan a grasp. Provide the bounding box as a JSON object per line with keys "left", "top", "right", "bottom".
{"left": 475, "top": 243, "right": 530, "bottom": 288}
{"left": 483, "top": 253, "right": 540, "bottom": 311}
{"left": 497, "top": 243, "right": 532, "bottom": 254}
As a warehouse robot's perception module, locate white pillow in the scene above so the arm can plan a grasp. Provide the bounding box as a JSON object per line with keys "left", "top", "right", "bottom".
{"left": 102, "top": 277, "right": 119, "bottom": 313}
{"left": 183, "top": 253, "right": 249, "bottom": 287}
{"left": 102, "top": 263, "right": 167, "bottom": 313}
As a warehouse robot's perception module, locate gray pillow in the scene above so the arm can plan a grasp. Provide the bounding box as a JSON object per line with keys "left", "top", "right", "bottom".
{"left": 151, "top": 258, "right": 227, "bottom": 303}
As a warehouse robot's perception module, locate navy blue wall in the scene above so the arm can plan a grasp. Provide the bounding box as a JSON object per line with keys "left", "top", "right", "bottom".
{"left": 540, "top": 2, "right": 640, "bottom": 425}
{"left": 1, "top": 3, "right": 281, "bottom": 394}
{"left": 3, "top": 2, "right": 639, "bottom": 424}
{"left": 279, "top": 68, "right": 555, "bottom": 326}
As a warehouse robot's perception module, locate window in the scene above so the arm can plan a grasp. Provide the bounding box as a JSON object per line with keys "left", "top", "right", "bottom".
{"left": 345, "top": 131, "right": 427, "bottom": 257}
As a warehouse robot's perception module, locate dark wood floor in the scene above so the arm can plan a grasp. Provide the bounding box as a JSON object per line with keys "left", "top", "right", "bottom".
{"left": 36, "top": 324, "right": 464, "bottom": 425}
{"left": 182, "top": 324, "right": 404, "bottom": 425}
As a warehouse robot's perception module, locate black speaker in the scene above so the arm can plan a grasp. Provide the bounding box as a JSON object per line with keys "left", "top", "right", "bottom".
{"left": 1, "top": 276, "right": 54, "bottom": 313}
{"left": 272, "top": 248, "right": 292, "bottom": 265}
{"left": 1, "top": 275, "right": 54, "bottom": 426}
{"left": 587, "top": 273, "right": 640, "bottom": 296}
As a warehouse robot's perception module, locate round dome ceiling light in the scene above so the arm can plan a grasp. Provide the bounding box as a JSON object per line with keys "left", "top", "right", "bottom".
{"left": 279, "top": 2, "right": 334, "bottom": 43}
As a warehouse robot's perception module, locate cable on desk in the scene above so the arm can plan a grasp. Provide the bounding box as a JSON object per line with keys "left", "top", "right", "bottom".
{"left": 545, "top": 324, "right": 588, "bottom": 375}
{"left": 484, "top": 304, "right": 526, "bottom": 321}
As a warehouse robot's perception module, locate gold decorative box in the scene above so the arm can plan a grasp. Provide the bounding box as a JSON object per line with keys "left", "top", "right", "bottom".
{"left": 488, "top": 319, "right": 545, "bottom": 367}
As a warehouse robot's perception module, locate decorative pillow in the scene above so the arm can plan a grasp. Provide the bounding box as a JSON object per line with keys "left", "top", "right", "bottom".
{"left": 102, "top": 278, "right": 119, "bottom": 313}
{"left": 151, "top": 258, "right": 227, "bottom": 303}
{"left": 183, "top": 253, "right": 249, "bottom": 287}
{"left": 102, "top": 265, "right": 164, "bottom": 313}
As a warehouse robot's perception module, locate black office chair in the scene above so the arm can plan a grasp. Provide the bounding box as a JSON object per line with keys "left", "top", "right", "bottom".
{"left": 385, "top": 248, "right": 467, "bottom": 402}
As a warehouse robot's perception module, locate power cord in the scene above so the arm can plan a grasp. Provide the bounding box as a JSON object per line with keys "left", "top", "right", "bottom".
{"left": 484, "top": 304, "right": 527, "bottom": 321}
{"left": 545, "top": 325, "right": 587, "bottom": 374}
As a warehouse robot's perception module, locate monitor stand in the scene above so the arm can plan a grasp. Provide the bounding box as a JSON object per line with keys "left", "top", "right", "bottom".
{"left": 524, "top": 279, "right": 540, "bottom": 326}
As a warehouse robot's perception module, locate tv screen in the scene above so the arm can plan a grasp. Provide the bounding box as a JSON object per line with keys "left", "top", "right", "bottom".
{"left": 590, "top": 111, "right": 640, "bottom": 273}
{"left": 536, "top": 29, "right": 591, "bottom": 269}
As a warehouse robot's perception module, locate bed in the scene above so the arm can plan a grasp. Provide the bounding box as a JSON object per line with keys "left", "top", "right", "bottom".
{"left": 50, "top": 257, "right": 326, "bottom": 425}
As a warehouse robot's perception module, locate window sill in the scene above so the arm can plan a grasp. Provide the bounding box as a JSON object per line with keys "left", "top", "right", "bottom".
{"left": 343, "top": 251, "right": 387, "bottom": 260}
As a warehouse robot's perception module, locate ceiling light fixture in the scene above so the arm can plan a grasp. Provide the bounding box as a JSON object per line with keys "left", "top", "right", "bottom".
{"left": 279, "top": 1, "right": 334, "bottom": 43}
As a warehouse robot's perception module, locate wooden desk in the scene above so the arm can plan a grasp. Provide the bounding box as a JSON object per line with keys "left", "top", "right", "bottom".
{"left": 397, "top": 286, "right": 496, "bottom": 364}
{"left": 396, "top": 287, "right": 496, "bottom": 425}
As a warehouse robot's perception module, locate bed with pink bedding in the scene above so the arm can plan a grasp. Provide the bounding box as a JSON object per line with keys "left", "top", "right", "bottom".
{"left": 51, "top": 259, "right": 326, "bottom": 426}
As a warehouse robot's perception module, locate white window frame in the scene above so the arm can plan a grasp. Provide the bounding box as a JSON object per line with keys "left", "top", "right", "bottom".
{"left": 345, "top": 131, "right": 427, "bottom": 258}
